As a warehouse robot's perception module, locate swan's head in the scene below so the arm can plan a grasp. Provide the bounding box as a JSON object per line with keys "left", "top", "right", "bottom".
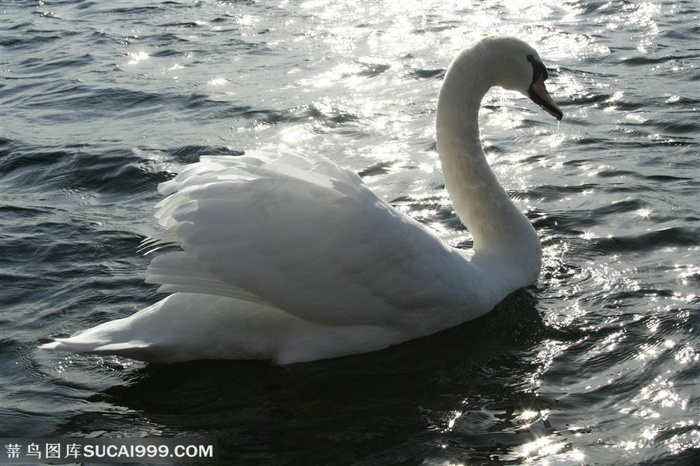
{"left": 479, "top": 37, "right": 563, "bottom": 120}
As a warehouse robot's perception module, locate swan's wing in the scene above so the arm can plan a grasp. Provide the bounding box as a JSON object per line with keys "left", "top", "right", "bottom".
{"left": 144, "top": 148, "right": 472, "bottom": 326}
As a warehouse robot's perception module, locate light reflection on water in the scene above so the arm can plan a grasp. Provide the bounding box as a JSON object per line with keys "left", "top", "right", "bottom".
{"left": 1, "top": 0, "right": 698, "bottom": 464}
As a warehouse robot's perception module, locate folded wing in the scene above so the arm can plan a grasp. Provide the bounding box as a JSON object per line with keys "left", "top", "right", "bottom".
{"left": 143, "top": 149, "right": 473, "bottom": 327}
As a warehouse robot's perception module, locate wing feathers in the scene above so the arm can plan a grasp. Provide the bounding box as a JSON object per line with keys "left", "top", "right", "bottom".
{"left": 142, "top": 149, "right": 471, "bottom": 326}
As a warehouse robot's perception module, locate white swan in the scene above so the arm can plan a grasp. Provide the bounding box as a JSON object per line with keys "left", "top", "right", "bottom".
{"left": 41, "top": 37, "right": 562, "bottom": 364}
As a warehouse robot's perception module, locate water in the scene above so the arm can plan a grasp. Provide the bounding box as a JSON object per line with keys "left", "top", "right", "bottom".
{"left": 1, "top": 0, "right": 698, "bottom": 464}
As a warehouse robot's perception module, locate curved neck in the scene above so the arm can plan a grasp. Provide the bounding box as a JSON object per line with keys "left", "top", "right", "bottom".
{"left": 436, "top": 47, "right": 540, "bottom": 275}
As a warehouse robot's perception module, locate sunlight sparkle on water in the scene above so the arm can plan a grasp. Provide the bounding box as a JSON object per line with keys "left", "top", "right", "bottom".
{"left": 446, "top": 411, "right": 462, "bottom": 430}
{"left": 517, "top": 426, "right": 587, "bottom": 464}
{"left": 279, "top": 125, "right": 313, "bottom": 145}
{"left": 636, "top": 208, "right": 652, "bottom": 220}
{"left": 520, "top": 409, "right": 540, "bottom": 421}
{"left": 307, "top": 62, "right": 365, "bottom": 89}
{"left": 674, "top": 343, "right": 699, "bottom": 365}
{"left": 519, "top": 436, "right": 570, "bottom": 462}
{"left": 581, "top": 231, "right": 597, "bottom": 241}
{"left": 622, "top": 374, "right": 689, "bottom": 426}
{"left": 207, "top": 77, "right": 228, "bottom": 86}
{"left": 126, "top": 50, "right": 149, "bottom": 65}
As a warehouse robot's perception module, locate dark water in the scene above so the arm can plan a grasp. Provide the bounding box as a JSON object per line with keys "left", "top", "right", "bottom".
{"left": 1, "top": 0, "right": 699, "bottom": 464}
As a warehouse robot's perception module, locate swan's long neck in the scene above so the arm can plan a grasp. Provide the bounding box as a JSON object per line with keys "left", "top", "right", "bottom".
{"left": 436, "top": 46, "right": 541, "bottom": 279}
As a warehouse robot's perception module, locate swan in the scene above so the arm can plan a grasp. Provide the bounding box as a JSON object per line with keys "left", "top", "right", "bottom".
{"left": 41, "top": 37, "right": 563, "bottom": 364}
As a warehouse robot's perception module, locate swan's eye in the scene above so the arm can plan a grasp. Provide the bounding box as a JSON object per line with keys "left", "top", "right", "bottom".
{"left": 526, "top": 54, "right": 549, "bottom": 82}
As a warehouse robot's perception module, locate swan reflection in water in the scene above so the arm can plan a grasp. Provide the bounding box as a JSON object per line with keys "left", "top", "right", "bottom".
{"left": 42, "top": 37, "right": 563, "bottom": 364}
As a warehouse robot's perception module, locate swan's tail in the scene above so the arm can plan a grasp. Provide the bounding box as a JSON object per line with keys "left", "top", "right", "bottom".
{"left": 39, "top": 338, "right": 151, "bottom": 355}
{"left": 39, "top": 315, "right": 155, "bottom": 359}
{"left": 39, "top": 293, "right": 309, "bottom": 363}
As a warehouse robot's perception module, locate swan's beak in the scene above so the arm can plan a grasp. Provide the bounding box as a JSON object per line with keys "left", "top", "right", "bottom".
{"left": 528, "top": 77, "right": 563, "bottom": 121}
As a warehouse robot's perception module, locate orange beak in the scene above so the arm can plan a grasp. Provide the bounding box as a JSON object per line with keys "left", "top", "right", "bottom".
{"left": 528, "top": 77, "right": 563, "bottom": 120}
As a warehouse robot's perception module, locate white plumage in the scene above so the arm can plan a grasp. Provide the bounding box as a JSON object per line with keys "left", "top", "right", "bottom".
{"left": 41, "top": 37, "right": 562, "bottom": 364}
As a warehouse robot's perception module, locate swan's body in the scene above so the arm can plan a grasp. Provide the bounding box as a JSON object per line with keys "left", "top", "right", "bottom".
{"left": 41, "top": 37, "right": 562, "bottom": 364}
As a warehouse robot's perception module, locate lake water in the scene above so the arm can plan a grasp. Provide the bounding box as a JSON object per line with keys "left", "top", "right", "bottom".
{"left": 1, "top": 0, "right": 699, "bottom": 464}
